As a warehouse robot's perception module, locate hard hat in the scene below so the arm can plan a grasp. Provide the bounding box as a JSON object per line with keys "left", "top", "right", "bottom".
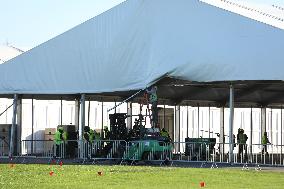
{"left": 84, "top": 126, "right": 90, "bottom": 132}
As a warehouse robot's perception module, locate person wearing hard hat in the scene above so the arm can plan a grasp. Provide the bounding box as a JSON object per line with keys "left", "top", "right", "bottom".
{"left": 54, "top": 126, "right": 67, "bottom": 158}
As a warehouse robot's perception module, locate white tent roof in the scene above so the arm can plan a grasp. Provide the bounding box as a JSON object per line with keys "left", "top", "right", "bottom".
{"left": 0, "top": 0, "right": 284, "bottom": 104}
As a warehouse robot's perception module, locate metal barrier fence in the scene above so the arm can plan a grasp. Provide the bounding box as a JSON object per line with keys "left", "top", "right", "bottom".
{"left": 1, "top": 140, "right": 284, "bottom": 166}
{"left": 20, "top": 140, "right": 127, "bottom": 160}
{"left": 170, "top": 142, "right": 284, "bottom": 166}
{"left": 0, "top": 138, "right": 8, "bottom": 157}
{"left": 0, "top": 139, "right": 4, "bottom": 156}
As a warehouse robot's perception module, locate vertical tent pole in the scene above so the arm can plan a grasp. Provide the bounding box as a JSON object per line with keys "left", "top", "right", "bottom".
{"left": 127, "top": 102, "right": 132, "bottom": 130}
{"left": 261, "top": 107, "right": 266, "bottom": 142}
{"left": 79, "top": 94, "right": 85, "bottom": 158}
{"left": 60, "top": 98, "right": 63, "bottom": 126}
{"left": 270, "top": 108, "right": 273, "bottom": 144}
{"left": 197, "top": 104, "right": 200, "bottom": 138}
{"left": 229, "top": 84, "right": 234, "bottom": 163}
{"left": 175, "top": 106, "right": 180, "bottom": 152}
{"left": 75, "top": 99, "right": 80, "bottom": 132}
{"left": 9, "top": 94, "right": 18, "bottom": 157}
{"left": 88, "top": 100, "right": 91, "bottom": 127}
{"left": 186, "top": 105, "right": 189, "bottom": 138}
{"left": 281, "top": 106, "right": 283, "bottom": 163}
{"left": 16, "top": 97, "right": 22, "bottom": 156}
{"left": 209, "top": 106, "right": 211, "bottom": 138}
{"left": 220, "top": 107, "right": 225, "bottom": 157}
{"left": 250, "top": 106, "right": 253, "bottom": 156}
{"left": 101, "top": 101, "right": 104, "bottom": 139}
{"left": 163, "top": 103, "right": 166, "bottom": 129}
{"left": 31, "top": 98, "right": 34, "bottom": 155}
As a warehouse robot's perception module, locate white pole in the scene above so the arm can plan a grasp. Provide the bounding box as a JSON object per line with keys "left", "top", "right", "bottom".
{"left": 9, "top": 94, "right": 18, "bottom": 157}
{"left": 60, "top": 98, "right": 63, "bottom": 126}
{"left": 88, "top": 100, "right": 91, "bottom": 127}
{"left": 209, "top": 106, "right": 211, "bottom": 138}
{"left": 101, "top": 101, "right": 104, "bottom": 138}
{"left": 79, "top": 94, "right": 85, "bottom": 158}
{"left": 250, "top": 106, "right": 253, "bottom": 155}
{"left": 197, "top": 105, "right": 200, "bottom": 137}
{"left": 229, "top": 85, "right": 234, "bottom": 163}
{"left": 31, "top": 98, "right": 34, "bottom": 155}
{"left": 281, "top": 106, "right": 283, "bottom": 163}
{"left": 186, "top": 105, "right": 189, "bottom": 138}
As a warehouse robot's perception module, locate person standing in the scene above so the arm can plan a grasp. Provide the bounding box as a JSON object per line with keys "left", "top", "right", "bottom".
{"left": 83, "top": 126, "right": 93, "bottom": 159}
{"left": 262, "top": 132, "right": 270, "bottom": 155}
{"left": 237, "top": 129, "right": 248, "bottom": 159}
{"left": 146, "top": 86, "right": 158, "bottom": 128}
{"left": 54, "top": 127, "right": 66, "bottom": 158}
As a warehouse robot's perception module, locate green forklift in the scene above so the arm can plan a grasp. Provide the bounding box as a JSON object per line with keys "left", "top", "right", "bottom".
{"left": 107, "top": 113, "right": 173, "bottom": 162}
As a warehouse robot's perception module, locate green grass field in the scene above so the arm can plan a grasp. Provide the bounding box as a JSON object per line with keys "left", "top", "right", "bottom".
{"left": 0, "top": 164, "right": 284, "bottom": 189}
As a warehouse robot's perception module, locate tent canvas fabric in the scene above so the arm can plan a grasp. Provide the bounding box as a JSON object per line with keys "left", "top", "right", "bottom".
{"left": 0, "top": 0, "right": 284, "bottom": 98}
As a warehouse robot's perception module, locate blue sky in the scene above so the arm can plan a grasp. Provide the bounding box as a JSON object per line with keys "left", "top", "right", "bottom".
{"left": 0, "top": 0, "right": 125, "bottom": 49}
{"left": 0, "top": 0, "right": 283, "bottom": 49}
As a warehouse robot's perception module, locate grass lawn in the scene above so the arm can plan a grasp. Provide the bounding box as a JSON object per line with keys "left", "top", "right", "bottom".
{"left": 0, "top": 163, "right": 284, "bottom": 189}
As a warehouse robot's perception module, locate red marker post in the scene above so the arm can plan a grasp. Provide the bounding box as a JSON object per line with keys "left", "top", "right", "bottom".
{"left": 98, "top": 171, "right": 103, "bottom": 176}
{"left": 200, "top": 182, "right": 205, "bottom": 187}
{"left": 9, "top": 163, "right": 15, "bottom": 168}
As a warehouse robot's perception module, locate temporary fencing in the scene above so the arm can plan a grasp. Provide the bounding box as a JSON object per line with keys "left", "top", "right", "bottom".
{"left": 0, "top": 140, "right": 283, "bottom": 166}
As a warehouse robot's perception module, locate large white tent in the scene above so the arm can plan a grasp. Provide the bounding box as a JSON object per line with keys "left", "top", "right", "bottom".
{"left": 0, "top": 0, "right": 284, "bottom": 106}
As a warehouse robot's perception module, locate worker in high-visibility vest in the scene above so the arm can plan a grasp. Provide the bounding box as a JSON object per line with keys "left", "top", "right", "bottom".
{"left": 160, "top": 128, "right": 169, "bottom": 138}
{"left": 83, "top": 126, "right": 94, "bottom": 159}
{"left": 237, "top": 129, "right": 248, "bottom": 159}
{"left": 146, "top": 86, "right": 158, "bottom": 128}
{"left": 262, "top": 132, "right": 270, "bottom": 155}
{"left": 103, "top": 126, "right": 110, "bottom": 140}
{"left": 54, "top": 127, "right": 67, "bottom": 158}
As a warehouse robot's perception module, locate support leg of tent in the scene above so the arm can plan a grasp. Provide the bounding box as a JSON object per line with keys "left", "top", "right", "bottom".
{"left": 101, "top": 101, "right": 104, "bottom": 139}
{"left": 175, "top": 105, "right": 180, "bottom": 152}
{"left": 281, "top": 106, "right": 283, "bottom": 164}
{"left": 16, "top": 97, "right": 22, "bottom": 156}
{"left": 163, "top": 103, "right": 166, "bottom": 129}
{"left": 75, "top": 99, "right": 80, "bottom": 132}
{"left": 127, "top": 102, "right": 132, "bottom": 130}
{"left": 88, "top": 100, "right": 91, "bottom": 127}
{"left": 186, "top": 105, "right": 189, "bottom": 138}
{"left": 220, "top": 107, "right": 225, "bottom": 158}
{"left": 270, "top": 108, "right": 273, "bottom": 145}
{"left": 261, "top": 107, "right": 266, "bottom": 140}
{"left": 60, "top": 98, "right": 63, "bottom": 126}
{"left": 197, "top": 104, "right": 200, "bottom": 138}
{"left": 79, "top": 94, "right": 86, "bottom": 158}
{"left": 250, "top": 106, "right": 253, "bottom": 156}
{"left": 209, "top": 106, "right": 211, "bottom": 138}
{"left": 229, "top": 85, "right": 234, "bottom": 163}
{"left": 9, "top": 94, "right": 18, "bottom": 157}
{"left": 31, "top": 98, "right": 34, "bottom": 155}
